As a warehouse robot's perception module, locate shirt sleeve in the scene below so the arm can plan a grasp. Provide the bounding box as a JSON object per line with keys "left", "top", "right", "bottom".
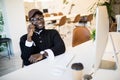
{"left": 44, "top": 49, "right": 54, "bottom": 61}
{"left": 25, "top": 40, "right": 34, "bottom": 47}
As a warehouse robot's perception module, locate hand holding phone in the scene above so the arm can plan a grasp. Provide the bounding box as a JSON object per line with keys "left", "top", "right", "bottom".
{"left": 27, "top": 24, "right": 35, "bottom": 41}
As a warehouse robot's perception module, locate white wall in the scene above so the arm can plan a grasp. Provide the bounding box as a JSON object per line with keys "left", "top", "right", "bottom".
{"left": 39, "top": 0, "right": 98, "bottom": 15}
{"left": 24, "top": 0, "right": 98, "bottom": 15}
{"left": 24, "top": 2, "right": 42, "bottom": 15}
{"left": 1, "top": 0, "right": 27, "bottom": 55}
{"left": 41, "top": 0, "right": 63, "bottom": 13}
{"left": 24, "top": 0, "right": 107, "bottom": 15}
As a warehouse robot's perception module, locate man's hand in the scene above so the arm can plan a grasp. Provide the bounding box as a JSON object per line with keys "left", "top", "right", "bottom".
{"left": 29, "top": 53, "right": 43, "bottom": 63}
{"left": 27, "top": 24, "right": 35, "bottom": 42}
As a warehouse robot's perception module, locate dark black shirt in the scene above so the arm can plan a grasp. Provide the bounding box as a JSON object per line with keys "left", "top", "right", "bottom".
{"left": 20, "top": 29, "right": 66, "bottom": 65}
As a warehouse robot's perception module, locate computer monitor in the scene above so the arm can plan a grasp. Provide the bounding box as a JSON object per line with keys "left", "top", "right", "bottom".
{"left": 43, "top": 9, "right": 48, "bottom": 13}
{"left": 94, "top": 6, "right": 109, "bottom": 71}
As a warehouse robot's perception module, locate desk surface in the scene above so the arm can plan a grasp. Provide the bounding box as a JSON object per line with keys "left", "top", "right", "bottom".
{"left": 0, "top": 40, "right": 95, "bottom": 80}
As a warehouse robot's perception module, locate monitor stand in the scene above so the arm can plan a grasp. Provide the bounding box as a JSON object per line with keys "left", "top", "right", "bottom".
{"left": 98, "top": 33, "right": 120, "bottom": 70}
{"left": 99, "top": 60, "right": 116, "bottom": 70}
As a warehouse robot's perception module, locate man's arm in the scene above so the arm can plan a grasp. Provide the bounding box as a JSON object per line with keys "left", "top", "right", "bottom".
{"left": 20, "top": 35, "right": 43, "bottom": 64}
{"left": 50, "top": 30, "right": 66, "bottom": 56}
{"left": 38, "top": 30, "right": 65, "bottom": 61}
{"left": 19, "top": 35, "right": 35, "bottom": 65}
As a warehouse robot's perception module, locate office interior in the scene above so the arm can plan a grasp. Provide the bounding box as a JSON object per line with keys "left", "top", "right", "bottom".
{"left": 0, "top": 0, "right": 120, "bottom": 80}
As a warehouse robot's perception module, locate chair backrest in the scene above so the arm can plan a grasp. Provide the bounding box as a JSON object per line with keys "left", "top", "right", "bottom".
{"left": 72, "top": 26, "right": 91, "bottom": 47}
{"left": 44, "top": 13, "right": 50, "bottom": 17}
{"left": 58, "top": 16, "right": 67, "bottom": 26}
{"left": 73, "top": 14, "right": 81, "bottom": 23}
{"left": 87, "top": 14, "right": 93, "bottom": 22}
{"left": 110, "top": 22, "right": 117, "bottom": 32}
{"left": 58, "top": 12, "right": 63, "bottom": 16}
{"left": 51, "top": 13, "right": 57, "bottom": 16}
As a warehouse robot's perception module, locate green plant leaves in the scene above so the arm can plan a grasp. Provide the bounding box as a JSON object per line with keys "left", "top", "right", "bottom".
{"left": 0, "top": 11, "right": 4, "bottom": 32}
{"left": 91, "top": 29, "right": 96, "bottom": 41}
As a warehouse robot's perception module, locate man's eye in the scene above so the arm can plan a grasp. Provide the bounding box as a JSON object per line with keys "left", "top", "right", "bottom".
{"left": 31, "top": 17, "right": 44, "bottom": 21}
{"left": 31, "top": 18, "right": 36, "bottom": 21}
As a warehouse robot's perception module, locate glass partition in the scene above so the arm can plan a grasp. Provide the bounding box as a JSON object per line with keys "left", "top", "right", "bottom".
{"left": 0, "top": 10, "right": 4, "bottom": 38}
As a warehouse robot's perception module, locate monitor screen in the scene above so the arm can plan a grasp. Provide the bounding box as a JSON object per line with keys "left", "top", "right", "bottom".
{"left": 94, "top": 6, "right": 109, "bottom": 71}
{"left": 43, "top": 9, "right": 48, "bottom": 13}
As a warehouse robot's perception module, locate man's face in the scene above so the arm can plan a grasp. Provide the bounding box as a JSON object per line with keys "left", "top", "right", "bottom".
{"left": 30, "top": 14, "right": 45, "bottom": 29}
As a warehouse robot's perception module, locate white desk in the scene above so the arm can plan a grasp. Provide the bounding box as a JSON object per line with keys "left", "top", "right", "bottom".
{"left": 0, "top": 36, "right": 120, "bottom": 80}
{"left": 92, "top": 32, "right": 120, "bottom": 80}
{"left": 44, "top": 14, "right": 77, "bottom": 21}
{"left": 44, "top": 16, "right": 63, "bottom": 21}
{"left": 0, "top": 40, "right": 95, "bottom": 80}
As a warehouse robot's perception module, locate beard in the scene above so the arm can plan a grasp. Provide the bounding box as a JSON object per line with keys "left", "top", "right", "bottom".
{"left": 34, "top": 23, "right": 44, "bottom": 29}
{"left": 34, "top": 24, "right": 45, "bottom": 32}
{"left": 32, "top": 21, "right": 45, "bottom": 30}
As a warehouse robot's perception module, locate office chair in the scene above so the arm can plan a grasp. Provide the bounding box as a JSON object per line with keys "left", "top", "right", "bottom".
{"left": 44, "top": 13, "right": 51, "bottom": 17}
{"left": 67, "top": 14, "right": 81, "bottom": 34}
{"left": 54, "top": 16, "right": 66, "bottom": 31}
{"left": 87, "top": 14, "right": 93, "bottom": 25}
{"left": 67, "top": 14, "right": 81, "bottom": 24}
{"left": 57, "top": 12, "right": 63, "bottom": 16}
{"left": 54, "top": 16, "right": 67, "bottom": 38}
{"left": 72, "top": 26, "right": 91, "bottom": 47}
{"left": 71, "top": 14, "right": 81, "bottom": 23}
{"left": 79, "top": 14, "right": 93, "bottom": 26}
{"left": 110, "top": 22, "right": 117, "bottom": 32}
{"left": 51, "top": 13, "right": 57, "bottom": 16}
{"left": 0, "top": 38, "right": 12, "bottom": 59}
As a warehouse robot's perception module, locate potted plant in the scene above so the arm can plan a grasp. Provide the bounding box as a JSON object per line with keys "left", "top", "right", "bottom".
{"left": 88, "top": 0, "right": 115, "bottom": 23}
{"left": 89, "top": 0, "right": 115, "bottom": 40}
{"left": 90, "top": 29, "right": 96, "bottom": 41}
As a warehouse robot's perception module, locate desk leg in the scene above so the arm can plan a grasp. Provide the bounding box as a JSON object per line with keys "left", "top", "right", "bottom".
{"left": 7, "top": 42, "right": 11, "bottom": 59}
{"left": 8, "top": 41, "right": 12, "bottom": 55}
